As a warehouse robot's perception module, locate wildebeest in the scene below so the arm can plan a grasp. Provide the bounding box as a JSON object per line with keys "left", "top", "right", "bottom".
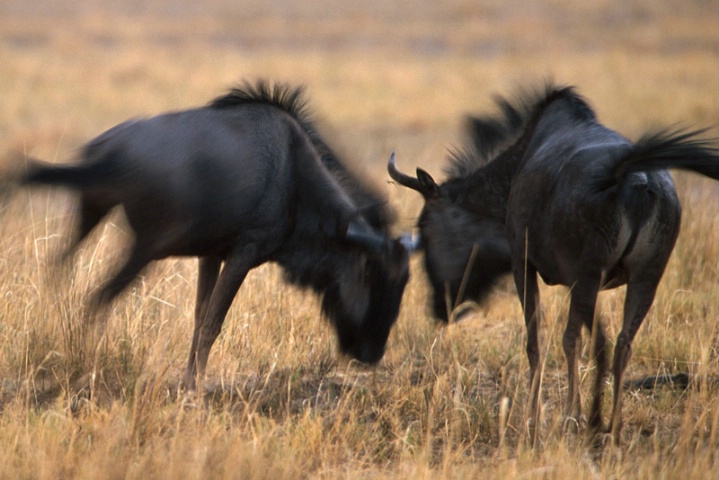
{"left": 14, "top": 80, "right": 410, "bottom": 389}
{"left": 388, "top": 83, "right": 719, "bottom": 443}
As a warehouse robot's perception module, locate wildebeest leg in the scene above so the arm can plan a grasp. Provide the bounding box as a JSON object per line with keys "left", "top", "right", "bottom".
{"left": 60, "top": 194, "right": 114, "bottom": 264}
{"left": 562, "top": 275, "right": 600, "bottom": 433}
{"left": 512, "top": 260, "right": 542, "bottom": 444}
{"left": 91, "top": 240, "right": 154, "bottom": 312}
{"left": 194, "top": 256, "right": 222, "bottom": 334}
{"left": 609, "top": 272, "right": 661, "bottom": 444}
{"left": 587, "top": 309, "right": 608, "bottom": 433}
{"left": 184, "top": 256, "right": 221, "bottom": 388}
{"left": 184, "top": 245, "right": 257, "bottom": 390}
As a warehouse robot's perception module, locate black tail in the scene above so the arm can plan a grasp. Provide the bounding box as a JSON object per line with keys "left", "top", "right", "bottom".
{"left": 21, "top": 155, "right": 122, "bottom": 190}
{"left": 614, "top": 128, "right": 719, "bottom": 180}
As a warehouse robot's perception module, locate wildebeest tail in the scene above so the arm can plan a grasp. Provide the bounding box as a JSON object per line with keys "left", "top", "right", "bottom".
{"left": 613, "top": 128, "right": 719, "bottom": 181}
{"left": 21, "top": 154, "right": 123, "bottom": 190}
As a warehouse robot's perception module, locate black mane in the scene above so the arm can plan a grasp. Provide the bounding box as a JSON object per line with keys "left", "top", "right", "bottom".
{"left": 209, "top": 80, "right": 326, "bottom": 148}
{"left": 211, "top": 80, "right": 392, "bottom": 230}
{"left": 447, "top": 83, "right": 596, "bottom": 179}
{"left": 209, "top": 80, "right": 309, "bottom": 117}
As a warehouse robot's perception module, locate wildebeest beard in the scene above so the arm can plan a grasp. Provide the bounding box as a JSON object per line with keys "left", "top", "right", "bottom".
{"left": 277, "top": 229, "right": 409, "bottom": 364}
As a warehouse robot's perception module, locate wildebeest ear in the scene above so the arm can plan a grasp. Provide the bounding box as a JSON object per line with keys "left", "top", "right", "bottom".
{"left": 416, "top": 168, "right": 440, "bottom": 197}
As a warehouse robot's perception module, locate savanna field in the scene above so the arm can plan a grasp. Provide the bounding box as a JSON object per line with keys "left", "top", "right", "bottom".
{"left": 0, "top": 1, "right": 717, "bottom": 478}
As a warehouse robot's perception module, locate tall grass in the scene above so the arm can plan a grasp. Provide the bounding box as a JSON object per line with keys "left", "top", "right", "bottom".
{"left": 0, "top": 1, "right": 717, "bottom": 478}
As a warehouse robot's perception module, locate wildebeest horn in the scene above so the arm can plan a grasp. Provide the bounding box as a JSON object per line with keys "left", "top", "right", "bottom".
{"left": 387, "top": 150, "right": 422, "bottom": 191}
{"left": 345, "top": 220, "right": 387, "bottom": 252}
{"left": 399, "top": 231, "right": 422, "bottom": 252}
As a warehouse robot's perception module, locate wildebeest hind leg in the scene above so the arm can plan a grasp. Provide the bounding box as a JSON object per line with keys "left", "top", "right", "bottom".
{"left": 89, "top": 240, "right": 154, "bottom": 316}
{"left": 60, "top": 194, "right": 114, "bottom": 265}
{"left": 184, "top": 245, "right": 257, "bottom": 390}
{"left": 563, "top": 275, "right": 600, "bottom": 433}
{"left": 586, "top": 309, "right": 607, "bottom": 434}
{"left": 610, "top": 272, "right": 661, "bottom": 444}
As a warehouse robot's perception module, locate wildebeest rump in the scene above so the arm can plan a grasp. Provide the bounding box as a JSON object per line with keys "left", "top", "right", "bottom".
{"left": 389, "top": 84, "right": 719, "bottom": 443}
{"left": 17, "top": 81, "right": 410, "bottom": 389}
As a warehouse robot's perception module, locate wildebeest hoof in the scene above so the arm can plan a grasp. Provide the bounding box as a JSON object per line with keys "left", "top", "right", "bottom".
{"left": 562, "top": 415, "right": 583, "bottom": 434}
{"left": 525, "top": 416, "right": 546, "bottom": 447}
{"left": 585, "top": 428, "right": 615, "bottom": 452}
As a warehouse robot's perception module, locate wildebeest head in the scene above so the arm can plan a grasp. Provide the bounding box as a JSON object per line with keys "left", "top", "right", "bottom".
{"left": 279, "top": 213, "right": 409, "bottom": 364}
{"left": 388, "top": 152, "right": 511, "bottom": 322}
{"left": 276, "top": 144, "right": 410, "bottom": 363}
{"left": 323, "top": 227, "right": 409, "bottom": 363}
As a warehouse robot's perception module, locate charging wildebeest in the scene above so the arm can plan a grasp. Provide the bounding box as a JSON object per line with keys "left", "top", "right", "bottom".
{"left": 389, "top": 84, "right": 719, "bottom": 444}
{"left": 14, "top": 81, "right": 410, "bottom": 389}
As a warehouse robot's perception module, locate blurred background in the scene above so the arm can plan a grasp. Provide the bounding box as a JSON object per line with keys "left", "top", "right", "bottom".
{"left": 2, "top": 0, "right": 716, "bottom": 169}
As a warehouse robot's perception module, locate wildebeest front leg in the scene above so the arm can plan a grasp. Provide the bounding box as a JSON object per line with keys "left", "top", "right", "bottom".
{"left": 610, "top": 273, "right": 661, "bottom": 444}
{"left": 512, "top": 260, "right": 542, "bottom": 444}
{"left": 184, "top": 256, "right": 221, "bottom": 388}
{"left": 184, "top": 246, "right": 256, "bottom": 390}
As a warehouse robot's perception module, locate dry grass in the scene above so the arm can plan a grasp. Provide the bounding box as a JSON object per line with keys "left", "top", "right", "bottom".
{"left": 0, "top": 1, "right": 717, "bottom": 478}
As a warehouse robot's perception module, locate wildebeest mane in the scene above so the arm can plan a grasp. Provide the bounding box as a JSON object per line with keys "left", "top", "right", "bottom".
{"left": 209, "top": 80, "right": 324, "bottom": 148}
{"left": 211, "top": 80, "right": 392, "bottom": 230}
{"left": 446, "top": 83, "right": 596, "bottom": 179}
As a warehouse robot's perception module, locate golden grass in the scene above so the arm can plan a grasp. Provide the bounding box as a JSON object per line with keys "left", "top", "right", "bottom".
{"left": 0, "top": 1, "right": 717, "bottom": 478}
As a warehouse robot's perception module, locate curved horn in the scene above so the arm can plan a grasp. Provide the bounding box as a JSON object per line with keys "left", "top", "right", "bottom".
{"left": 345, "top": 220, "right": 386, "bottom": 253}
{"left": 387, "top": 150, "right": 422, "bottom": 192}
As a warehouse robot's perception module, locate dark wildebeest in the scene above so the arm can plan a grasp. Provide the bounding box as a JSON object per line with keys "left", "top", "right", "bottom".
{"left": 388, "top": 84, "right": 719, "bottom": 443}
{"left": 15, "top": 81, "right": 410, "bottom": 389}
